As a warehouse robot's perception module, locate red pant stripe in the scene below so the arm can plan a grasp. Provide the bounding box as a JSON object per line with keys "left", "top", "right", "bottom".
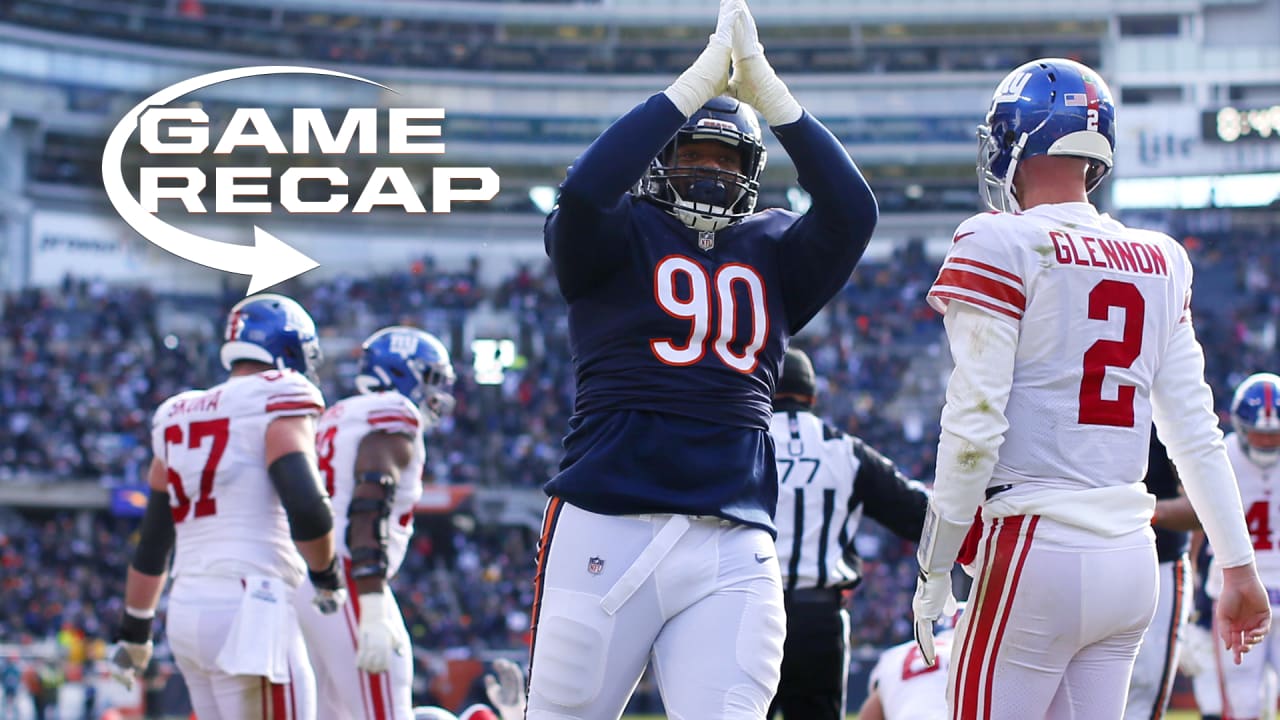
{"left": 980, "top": 515, "right": 1038, "bottom": 719}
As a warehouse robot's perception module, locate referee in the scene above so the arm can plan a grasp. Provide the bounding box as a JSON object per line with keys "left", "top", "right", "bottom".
{"left": 767, "top": 348, "right": 930, "bottom": 720}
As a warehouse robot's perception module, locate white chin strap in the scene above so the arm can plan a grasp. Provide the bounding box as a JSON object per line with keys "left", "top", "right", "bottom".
{"left": 672, "top": 199, "right": 733, "bottom": 232}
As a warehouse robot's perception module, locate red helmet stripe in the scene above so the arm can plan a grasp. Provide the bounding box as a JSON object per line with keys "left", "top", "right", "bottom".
{"left": 1265, "top": 381, "right": 1275, "bottom": 422}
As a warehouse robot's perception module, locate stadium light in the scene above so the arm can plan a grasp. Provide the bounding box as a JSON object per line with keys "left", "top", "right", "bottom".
{"left": 472, "top": 338, "right": 517, "bottom": 385}
{"left": 1112, "top": 172, "right": 1280, "bottom": 209}
{"left": 529, "top": 186, "right": 557, "bottom": 215}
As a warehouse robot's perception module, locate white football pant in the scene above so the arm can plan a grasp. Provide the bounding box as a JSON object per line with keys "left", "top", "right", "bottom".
{"left": 295, "top": 559, "right": 414, "bottom": 720}
{"left": 948, "top": 514, "right": 1158, "bottom": 720}
{"left": 167, "top": 576, "right": 316, "bottom": 720}
{"left": 525, "top": 499, "right": 786, "bottom": 720}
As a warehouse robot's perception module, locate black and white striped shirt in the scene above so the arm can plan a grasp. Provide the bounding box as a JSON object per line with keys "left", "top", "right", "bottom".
{"left": 769, "top": 407, "right": 930, "bottom": 592}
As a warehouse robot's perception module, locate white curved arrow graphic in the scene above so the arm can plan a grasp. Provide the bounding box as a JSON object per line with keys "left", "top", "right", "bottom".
{"left": 101, "top": 66, "right": 392, "bottom": 295}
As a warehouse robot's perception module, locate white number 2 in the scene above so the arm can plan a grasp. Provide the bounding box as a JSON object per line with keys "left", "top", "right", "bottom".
{"left": 1087, "top": 108, "right": 1099, "bottom": 132}
{"left": 650, "top": 255, "right": 768, "bottom": 373}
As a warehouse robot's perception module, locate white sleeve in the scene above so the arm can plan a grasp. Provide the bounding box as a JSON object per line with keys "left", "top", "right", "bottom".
{"left": 932, "top": 302, "right": 1019, "bottom": 528}
{"left": 1151, "top": 318, "right": 1254, "bottom": 569}
{"left": 262, "top": 373, "right": 325, "bottom": 421}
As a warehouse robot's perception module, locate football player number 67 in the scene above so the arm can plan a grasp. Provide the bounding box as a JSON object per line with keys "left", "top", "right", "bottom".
{"left": 650, "top": 255, "right": 768, "bottom": 373}
{"left": 163, "top": 418, "right": 230, "bottom": 522}
{"left": 1078, "top": 279, "right": 1145, "bottom": 427}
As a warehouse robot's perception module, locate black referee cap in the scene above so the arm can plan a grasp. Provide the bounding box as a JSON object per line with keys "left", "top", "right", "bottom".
{"left": 775, "top": 347, "right": 817, "bottom": 407}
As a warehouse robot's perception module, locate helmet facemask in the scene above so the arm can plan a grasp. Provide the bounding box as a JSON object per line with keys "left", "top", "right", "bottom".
{"left": 639, "top": 96, "right": 766, "bottom": 233}
{"left": 977, "top": 123, "right": 1028, "bottom": 213}
{"left": 651, "top": 135, "right": 757, "bottom": 232}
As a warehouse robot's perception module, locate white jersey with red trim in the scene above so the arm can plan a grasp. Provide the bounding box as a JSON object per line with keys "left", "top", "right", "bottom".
{"left": 868, "top": 630, "right": 952, "bottom": 720}
{"left": 315, "top": 392, "right": 425, "bottom": 577}
{"left": 150, "top": 369, "right": 325, "bottom": 588}
{"left": 927, "top": 203, "right": 1192, "bottom": 499}
{"left": 1207, "top": 433, "right": 1280, "bottom": 596}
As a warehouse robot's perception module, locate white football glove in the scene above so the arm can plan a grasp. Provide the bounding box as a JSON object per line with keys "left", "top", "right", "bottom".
{"left": 107, "top": 639, "right": 152, "bottom": 691}
{"left": 912, "top": 570, "right": 958, "bottom": 668}
{"left": 483, "top": 658, "right": 527, "bottom": 720}
{"left": 663, "top": 0, "right": 741, "bottom": 116}
{"left": 356, "top": 591, "right": 405, "bottom": 674}
{"left": 726, "top": 3, "right": 802, "bottom": 126}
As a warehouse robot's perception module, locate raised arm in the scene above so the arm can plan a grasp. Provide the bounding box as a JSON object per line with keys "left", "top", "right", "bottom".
{"left": 545, "top": 0, "right": 739, "bottom": 299}
{"left": 727, "top": 3, "right": 878, "bottom": 331}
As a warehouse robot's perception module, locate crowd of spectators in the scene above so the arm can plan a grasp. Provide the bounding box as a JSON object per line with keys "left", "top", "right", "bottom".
{"left": 1, "top": 220, "right": 1278, "bottom": 675}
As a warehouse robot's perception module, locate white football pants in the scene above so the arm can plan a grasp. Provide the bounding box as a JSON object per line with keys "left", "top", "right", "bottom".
{"left": 525, "top": 499, "right": 786, "bottom": 720}
{"left": 295, "top": 557, "right": 414, "bottom": 720}
{"left": 167, "top": 575, "right": 316, "bottom": 720}
{"left": 947, "top": 514, "right": 1158, "bottom": 720}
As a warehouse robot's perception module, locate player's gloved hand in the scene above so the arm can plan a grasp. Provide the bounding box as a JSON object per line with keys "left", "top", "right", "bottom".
{"left": 483, "top": 657, "right": 527, "bottom": 720}
{"left": 726, "top": 2, "right": 803, "bottom": 126}
{"left": 1178, "top": 622, "right": 1213, "bottom": 677}
{"left": 912, "top": 570, "right": 958, "bottom": 668}
{"left": 108, "top": 608, "right": 154, "bottom": 690}
{"left": 355, "top": 591, "right": 405, "bottom": 673}
{"left": 309, "top": 556, "right": 348, "bottom": 615}
{"left": 663, "top": 0, "right": 741, "bottom": 116}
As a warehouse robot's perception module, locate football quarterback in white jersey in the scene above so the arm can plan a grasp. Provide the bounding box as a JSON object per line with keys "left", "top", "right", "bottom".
{"left": 296, "top": 326, "right": 455, "bottom": 720}
{"left": 109, "top": 294, "right": 345, "bottom": 720}
{"left": 1204, "top": 373, "right": 1280, "bottom": 720}
{"left": 911, "top": 57, "right": 1269, "bottom": 720}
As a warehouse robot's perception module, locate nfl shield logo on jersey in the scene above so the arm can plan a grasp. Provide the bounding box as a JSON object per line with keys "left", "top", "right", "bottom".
{"left": 698, "top": 230, "right": 715, "bottom": 251}
{"left": 587, "top": 556, "right": 605, "bottom": 575}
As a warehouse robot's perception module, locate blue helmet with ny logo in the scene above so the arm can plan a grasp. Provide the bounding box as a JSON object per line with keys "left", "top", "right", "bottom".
{"left": 1231, "top": 372, "right": 1280, "bottom": 467}
{"left": 977, "top": 58, "right": 1116, "bottom": 213}
{"left": 356, "top": 326, "right": 456, "bottom": 427}
{"left": 220, "top": 293, "right": 322, "bottom": 380}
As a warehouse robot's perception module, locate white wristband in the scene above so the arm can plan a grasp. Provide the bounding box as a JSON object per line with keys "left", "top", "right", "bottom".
{"left": 358, "top": 591, "right": 387, "bottom": 624}
{"left": 125, "top": 605, "right": 155, "bottom": 620}
{"left": 663, "top": 42, "right": 732, "bottom": 117}
{"left": 917, "top": 501, "right": 975, "bottom": 577}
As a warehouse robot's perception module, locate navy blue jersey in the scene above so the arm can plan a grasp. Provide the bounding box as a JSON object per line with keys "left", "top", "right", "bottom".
{"left": 544, "top": 93, "right": 877, "bottom": 535}
{"left": 1146, "top": 429, "right": 1190, "bottom": 563}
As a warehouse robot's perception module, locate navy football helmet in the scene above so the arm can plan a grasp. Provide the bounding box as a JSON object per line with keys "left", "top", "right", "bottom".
{"left": 977, "top": 58, "right": 1117, "bottom": 212}
{"left": 640, "top": 95, "right": 766, "bottom": 232}
{"left": 220, "top": 293, "right": 322, "bottom": 380}
{"left": 356, "top": 326, "right": 456, "bottom": 427}
{"left": 1231, "top": 372, "right": 1280, "bottom": 467}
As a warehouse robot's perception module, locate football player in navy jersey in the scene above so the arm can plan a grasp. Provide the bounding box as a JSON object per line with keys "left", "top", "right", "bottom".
{"left": 527, "top": 1, "right": 877, "bottom": 718}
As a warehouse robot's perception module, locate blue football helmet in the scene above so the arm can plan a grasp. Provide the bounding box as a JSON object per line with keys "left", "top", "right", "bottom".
{"left": 640, "top": 95, "right": 767, "bottom": 232}
{"left": 977, "top": 58, "right": 1117, "bottom": 213}
{"left": 356, "top": 326, "right": 456, "bottom": 427}
{"left": 1231, "top": 372, "right": 1280, "bottom": 467}
{"left": 220, "top": 293, "right": 322, "bottom": 380}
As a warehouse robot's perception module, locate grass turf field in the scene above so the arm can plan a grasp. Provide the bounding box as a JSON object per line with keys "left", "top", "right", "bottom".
{"left": 624, "top": 707, "right": 1203, "bottom": 712}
